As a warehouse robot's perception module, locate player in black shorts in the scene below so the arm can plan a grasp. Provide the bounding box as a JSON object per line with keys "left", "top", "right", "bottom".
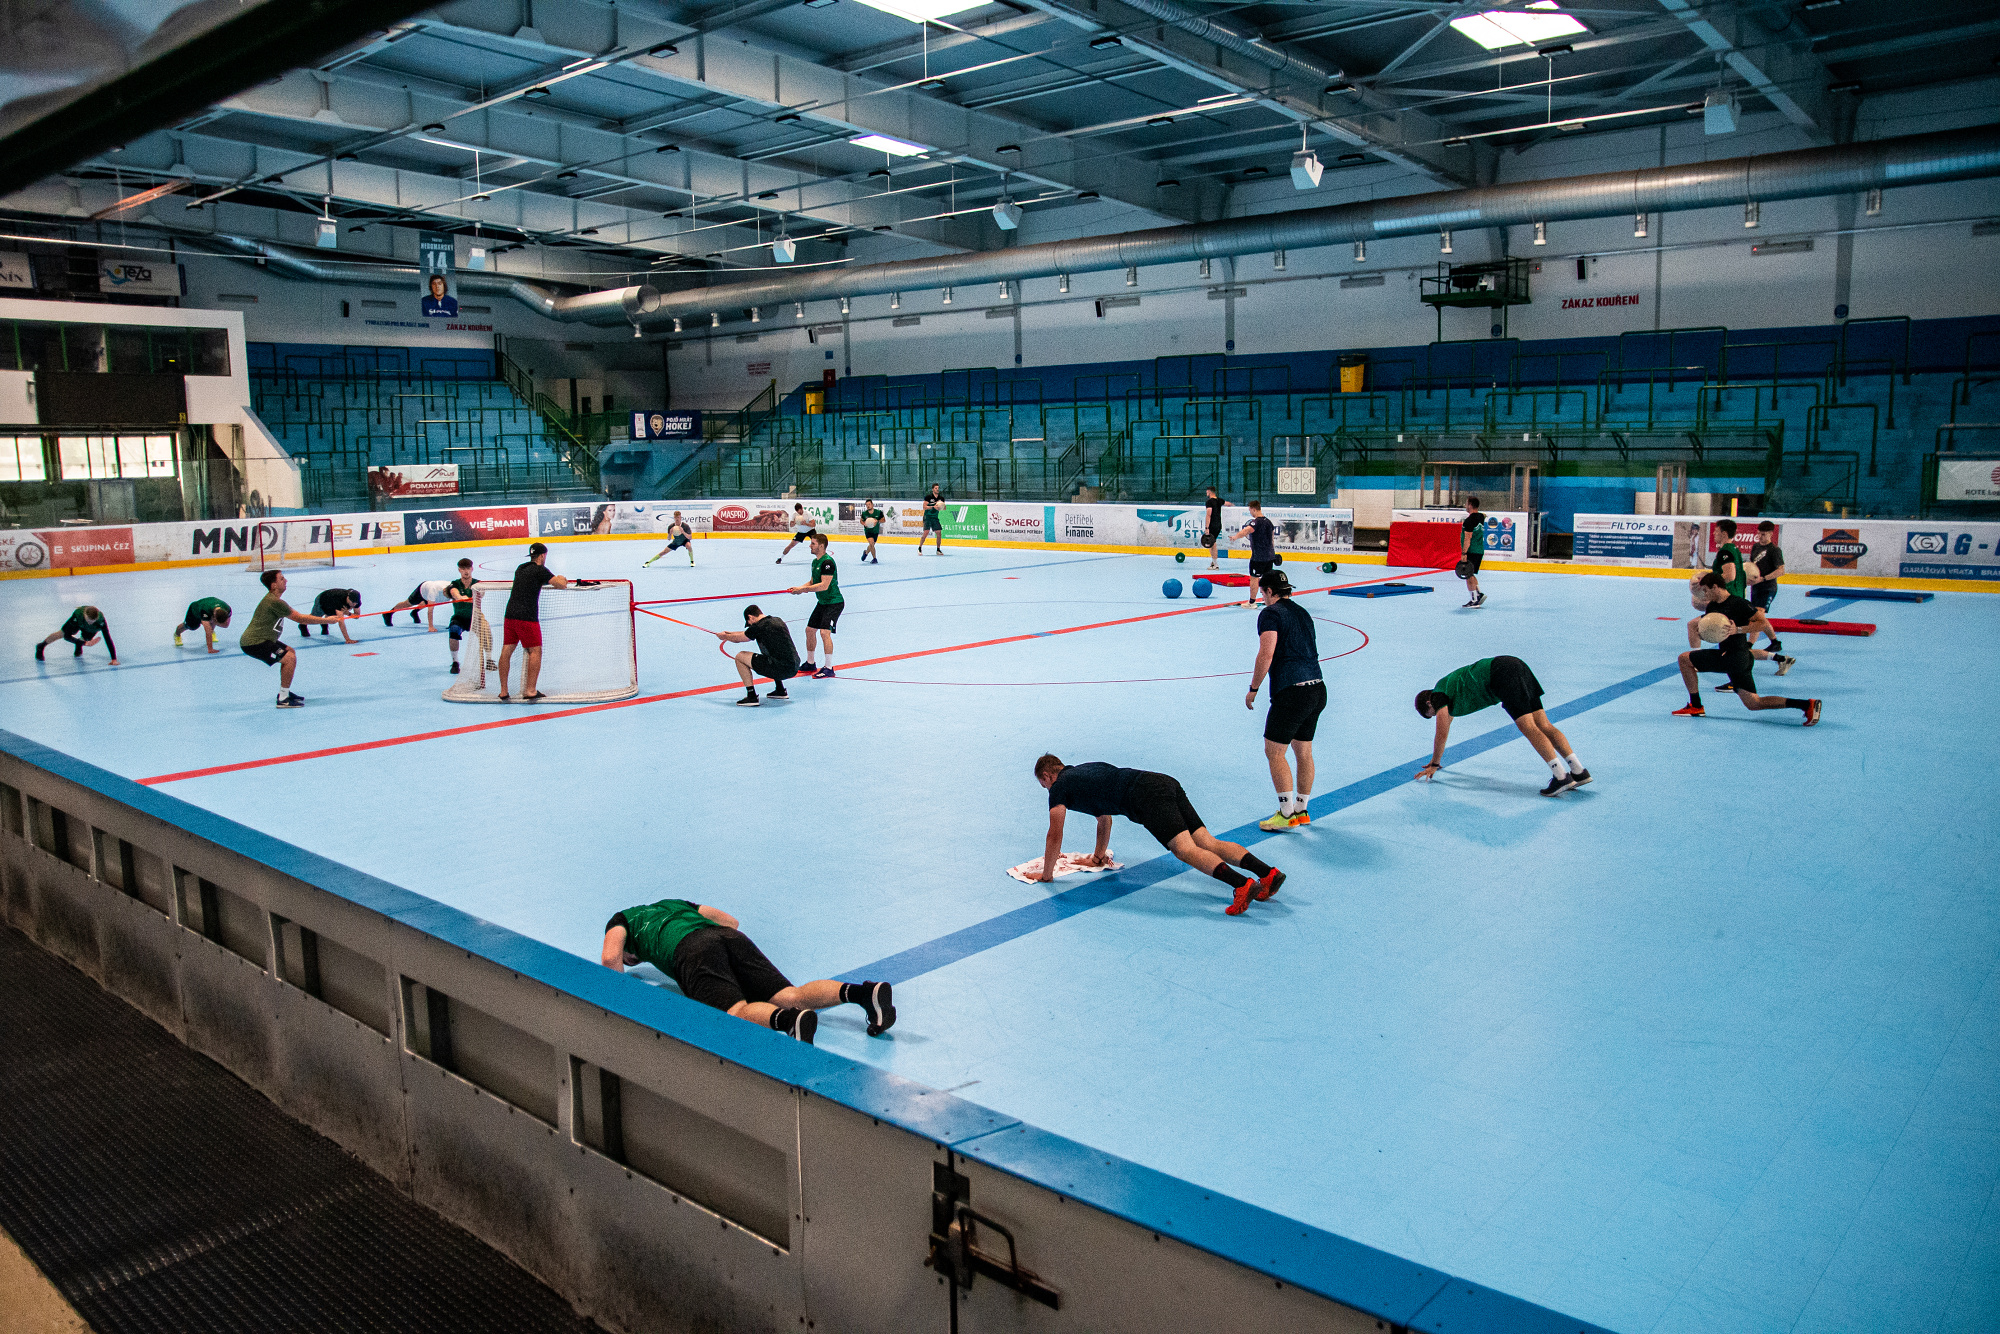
{"left": 712, "top": 604, "right": 798, "bottom": 706}
{"left": 1033, "top": 755, "right": 1285, "bottom": 915}
{"left": 601, "top": 898, "right": 895, "bottom": 1045}
{"left": 1230, "top": 501, "right": 1279, "bottom": 606}
{"left": 1201, "top": 485, "right": 1225, "bottom": 569}
{"left": 301, "top": 588, "right": 362, "bottom": 643}
{"left": 1675, "top": 573, "right": 1820, "bottom": 724}
{"left": 1458, "top": 497, "right": 1486, "bottom": 608}
{"left": 776, "top": 504, "right": 817, "bottom": 563}
{"left": 445, "top": 558, "right": 476, "bottom": 675}
{"left": 1415, "top": 655, "right": 1589, "bottom": 795}
{"left": 918, "top": 483, "right": 945, "bottom": 554}
{"left": 787, "top": 532, "right": 844, "bottom": 678}
{"left": 36, "top": 606, "right": 117, "bottom": 665}
{"left": 1247, "top": 571, "right": 1323, "bottom": 830}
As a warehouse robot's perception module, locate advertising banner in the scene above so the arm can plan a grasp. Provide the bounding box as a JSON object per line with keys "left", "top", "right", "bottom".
{"left": 1047, "top": 504, "right": 1137, "bottom": 545}
{"left": 368, "top": 464, "right": 459, "bottom": 500}
{"left": 939, "top": 502, "right": 988, "bottom": 542}
{"left": 711, "top": 501, "right": 799, "bottom": 533}
{"left": 1261, "top": 506, "right": 1356, "bottom": 555}
{"left": 536, "top": 504, "right": 611, "bottom": 538}
{"left": 1934, "top": 459, "right": 2000, "bottom": 503}
{"left": 629, "top": 410, "right": 702, "bottom": 441}
{"left": 418, "top": 232, "right": 457, "bottom": 318}
{"left": 40, "top": 527, "right": 134, "bottom": 567}
{"left": 0, "top": 253, "right": 31, "bottom": 290}
{"left": 1893, "top": 525, "right": 2000, "bottom": 579}
{"left": 986, "top": 503, "right": 1047, "bottom": 542}
{"left": 97, "top": 260, "right": 181, "bottom": 297}
{"left": 405, "top": 506, "right": 529, "bottom": 545}
{"left": 615, "top": 500, "right": 708, "bottom": 533}
{"left": 1390, "top": 509, "right": 1529, "bottom": 556}
{"left": 1574, "top": 515, "right": 1677, "bottom": 566}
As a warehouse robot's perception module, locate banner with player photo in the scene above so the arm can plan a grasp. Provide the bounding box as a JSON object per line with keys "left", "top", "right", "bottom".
{"left": 418, "top": 232, "right": 457, "bottom": 318}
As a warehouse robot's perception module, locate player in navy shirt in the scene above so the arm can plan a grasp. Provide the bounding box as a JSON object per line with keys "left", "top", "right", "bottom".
{"left": 1247, "top": 570, "right": 1323, "bottom": 830}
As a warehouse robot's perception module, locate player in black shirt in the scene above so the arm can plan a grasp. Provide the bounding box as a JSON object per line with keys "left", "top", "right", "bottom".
{"left": 1229, "top": 501, "right": 1280, "bottom": 606}
{"left": 1201, "top": 486, "right": 1225, "bottom": 569}
{"left": 1032, "top": 755, "right": 1285, "bottom": 916}
{"left": 712, "top": 604, "right": 797, "bottom": 706}
{"left": 302, "top": 589, "right": 362, "bottom": 643}
{"left": 1459, "top": 497, "right": 1487, "bottom": 608}
{"left": 498, "top": 541, "right": 571, "bottom": 701}
{"left": 918, "top": 483, "right": 945, "bottom": 554}
{"left": 36, "top": 606, "right": 117, "bottom": 664}
{"left": 1674, "top": 573, "right": 1819, "bottom": 724}
{"left": 1248, "top": 571, "right": 1323, "bottom": 830}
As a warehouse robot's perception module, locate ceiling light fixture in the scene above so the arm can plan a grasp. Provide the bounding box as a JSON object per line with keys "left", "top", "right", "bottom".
{"left": 919, "top": 78, "right": 945, "bottom": 90}
{"left": 1449, "top": 2, "right": 1587, "bottom": 52}
{"left": 1353, "top": 240, "right": 1365, "bottom": 261}
{"left": 992, "top": 198, "right": 1022, "bottom": 229}
{"left": 1704, "top": 89, "right": 1739, "bottom": 135}
{"left": 1272, "top": 249, "right": 1286, "bottom": 271}
{"left": 1338, "top": 153, "right": 1366, "bottom": 164}
{"left": 997, "top": 144, "right": 1020, "bottom": 155}
{"left": 1533, "top": 221, "right": 1547, "bottom": 245}
{"left": 672, "top": 317, "right": 683, "bottom": 332}
{"left": 850, "top": 133, "right": 928, "bottom": 157}
{"left": 1077, "top": 191, "right": 1099, "bottom": 201}
{"left": 998, "top": 280, "right": 1009, "bottom": 297}
{"left": 1865, "top": 188, "right": 1882, "bottom": 216}
{"left": 840, "top": 297, "right": 851, "bottom": 315}
{"left": 1199, "top": 258, "right": 1211, "bottom": 279}
{"left": 773, "top": 235, "right": 797, "bottom": 263}
{"left": 1125, "top": 266, "right": 1138, "bottom": 287}
{"left": 710, "top": 312, "right": 720, "bottom": 328}
{"left": 1801, "top": 0, "right": 1839, "bottom": 9}
{"left": 890, "top": 292, "right": 900, "bottom": 309}
{"left": 872, "top": 224, "right": 892, "bottom": 231}
{"left": 579, "top": 227, "right": 598, "bottom": 235}
{"left": 1156, "top": 178, "right": 1179, "bottom": 189}
{"left": 657, "top": 143, "right": 680, "bottom": 153}
{"left": 1089, "top": 35, "right": 1123, "bottom": 49}
{"left": 750, "top": 307, "right": 761, "bottom": 322}
{"left": 648, "top": 42, "right": 679, "bottom": 56}
{"left": 1058, "top": 273, "right": 1069, "bottom": 293}
{"left": 1440, "top": 229, "right": 1453, "bottom": 254}
{"left": 1743, "top": 200, "right": 1760, "bottom": 228}
{"left": 336, "top": 152, "right": 357, "bottom": 162}
{"left": 1537, "top": 43, "right": 1574, "bottom": 56}
{"left": 758, "top": 190, "right": 778, "bottom": 199}
{"left": 1242, "top": 165, "right": 1268, "bottom": 178}
{"left": 776, "top": 113, "right": 802, "bottom": 124}
{"left": 852, "top": 0, "right": 985, "bottom": 22}
{"left": 802, "top": 0, "right": 836, "bottom": 8}
{"left": 423, "top": 122, "right": 446, "bottom": 132}
{"left": 1828, "top": 81, "right": 1861, "bottom": 94}
{"left": 522, "top": 86, "right": 551, "bottom": 100}
{"left": 1290, "top": 150, "right": 1323, "bottom": 190}
{"left": 942, "top": 287, "right": 953, "bottom": 304}
{"left": 796, "top": 302, "right": 806, "bottom": 318}
{"left": 1444, "top": 138, "right": 1468, "bottom": 148}
{"left": 1146, "top": 116, "right": 1174, "bottom": 127}
{"left": 1634, "top": 212, "right": 1647, "bottom": 238}
{"left": 556, "top": 170, "right": 577, "bottom": 180}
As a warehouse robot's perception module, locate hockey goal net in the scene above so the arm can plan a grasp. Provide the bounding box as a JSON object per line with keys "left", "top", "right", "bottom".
{"left": 443, "top": 579, "right": 638, "bottom": 704}
{"left": 245, "top": 518, "right": 339, "bottom": 571}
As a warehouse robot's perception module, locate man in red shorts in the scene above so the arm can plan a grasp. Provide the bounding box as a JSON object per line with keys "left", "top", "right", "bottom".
{"left": 498, "top": 541, "right": 571, "bottom": 701}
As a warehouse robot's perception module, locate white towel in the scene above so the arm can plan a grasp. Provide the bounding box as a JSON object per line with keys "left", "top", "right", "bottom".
{"left": 1008, "top": 850, "right": 1124, "bottom": 883}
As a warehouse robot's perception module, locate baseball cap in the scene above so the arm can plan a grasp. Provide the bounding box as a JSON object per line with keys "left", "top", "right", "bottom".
{"left": 1258, "top": 569, "right": 1292, "bottom": 596}
{"left": 528, "top": 541, "right": 548, "bottom": 557}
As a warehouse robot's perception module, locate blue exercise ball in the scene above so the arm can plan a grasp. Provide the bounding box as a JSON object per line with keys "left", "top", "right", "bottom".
{"left": 1162, "top": 578, "right": 1183, "bottom": 599}
{"left": 1192, "top": 578, "right": 1213, "bottom": 599}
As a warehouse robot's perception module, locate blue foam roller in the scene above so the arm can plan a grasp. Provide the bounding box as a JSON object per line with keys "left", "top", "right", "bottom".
{"left": 1192, "top": 579, "right": 1213, "bottom": 599}
{"left": 1162, "top": 578, "right": 1183, "bottom": 599}
{"left": 1327, "top": 583, "right": 1433, "bottom": 598}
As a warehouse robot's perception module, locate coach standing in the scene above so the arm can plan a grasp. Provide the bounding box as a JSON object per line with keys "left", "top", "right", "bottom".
{"left": 1246, "top": 570, "right": 1323, "bottom": 831}
{"left": 498, "top": 541, "right": 570, "bottom": 702}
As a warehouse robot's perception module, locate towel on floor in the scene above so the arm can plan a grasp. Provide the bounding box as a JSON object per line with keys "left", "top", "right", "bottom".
{"left": 1008, "top": 850, "right": 1123, "bottom": 883}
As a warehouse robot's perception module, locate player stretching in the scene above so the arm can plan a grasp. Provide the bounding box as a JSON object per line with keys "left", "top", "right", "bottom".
{"left": 776, "top": 505, "right": 817, "bottom": 563}
{"left": 859, "top": 498, "right": 885, "bottom": 563}
{"left": 383, "top": 578, "right": 451, "bottom": 630}
{"left": 498, "top": 541, "right": 571, "bottom": 702}
{"left": 918, "top": 483, "right": 944, "bottom": 554}
{"left": 301, "top": 589, "right": 362, "bottom": 643}
{"left": 713, "top": 604, "right": 798, "bottom": 706}
{"left": 241, "top": 571, "right": 348, "bottom": 707}
{"left": 601, "top": 899, "right": 895, "bottom": 1045}
{"left": 37, "top": 606, "right": 117, "bottom": 665}
{"left": 1711, "top": 518, "right": 1748, "bottom": 598}
{"left": 1033, "top": 755, "right": 1285, "bottom": 916}
{"left": 1459, "top": 497, "right": 1487, "bottom": 608}
{"left": 446, "top": 559, "right": 476, "bottom": 675}
{"left": 644, "top": 513, "right": 696, "bottom": 567}
{"left": 1247, "top": 571, "right": 1322, "bottom": 830}
{"left": 174, "top": 597, "right": 231, "bottom": 652}
{"left": 1229, "top": 501, "right": 1278, "bottom": 605}
{"left": 1675, "top": 573, "right": 1820, "bottom": 724}
{"left": 788, "top": 533, "right": 843, "bottom": 679}
{"left": 1414, "top": 656, "right": 1589, "bottom": 796}
{"left": 1202, "top": 485, "right": 1225, "bottom": 568}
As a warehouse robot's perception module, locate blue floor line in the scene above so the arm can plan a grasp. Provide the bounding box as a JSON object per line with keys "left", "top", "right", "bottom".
{"left": 840, "top": 661, "right": 1682, "bottom": 985}
{"left": 1787, "top": 597, "right": 1861, "bottom": 621}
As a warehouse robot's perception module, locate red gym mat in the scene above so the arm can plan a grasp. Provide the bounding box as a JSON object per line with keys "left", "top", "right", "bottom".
{"left": 1386, "top": 520, "right": 1461, "bottom": 571}
{"left": 1768, "top": 617, "right": 1875, "bottom": 637}
{"left": 1194, "top": 572, "right": 1257, "bottom": 587}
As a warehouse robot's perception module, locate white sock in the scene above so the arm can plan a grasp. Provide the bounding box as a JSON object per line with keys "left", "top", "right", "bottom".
{"left": 1547, "top": 756, "right": 1566, "bottom": 778}
{"left": 1564, "top": 752, "right": 1583, "bottom": 773}
{"left": 1295, "top": 789, "right": 1310, "bottom": 812}
{"left": 1279, "top": 791, "right": 1296, "bottom": 812}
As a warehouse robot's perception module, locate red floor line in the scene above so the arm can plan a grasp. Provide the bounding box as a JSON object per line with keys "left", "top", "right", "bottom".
{"left": 140, "top": 566, "right": 1446, "bottom": 785}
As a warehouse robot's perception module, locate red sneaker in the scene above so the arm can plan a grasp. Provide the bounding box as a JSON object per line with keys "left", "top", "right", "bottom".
{"left": 1671, "top": 703, "right": 1705, "bottom": 718}
{"left": 1254, "top": 867, "right": 1286, "bottom": 901}
{"left": 1226, "top": 878, "right": 1256, "bottom": 915}
{"left": 1803, "top": 699, "right": 1822, "bottom": 726}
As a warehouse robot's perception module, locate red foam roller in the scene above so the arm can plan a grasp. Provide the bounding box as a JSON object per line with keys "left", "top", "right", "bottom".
{"left": 1768, "top": 617, "right": 1875, "bottom": 637}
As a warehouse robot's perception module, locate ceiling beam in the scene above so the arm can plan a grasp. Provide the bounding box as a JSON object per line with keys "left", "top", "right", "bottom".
{"left": 1651, "top": 0, "right": 1834, "bottom": 140}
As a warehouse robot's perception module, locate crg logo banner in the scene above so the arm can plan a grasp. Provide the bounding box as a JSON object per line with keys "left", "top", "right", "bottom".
{"left": 404, "top": 507, "right": 530, "bottom": 545}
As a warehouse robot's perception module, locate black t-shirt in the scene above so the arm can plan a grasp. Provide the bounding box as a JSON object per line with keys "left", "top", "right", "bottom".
{"left": 1709, "top": 594, "right": 1756, "bottom": 653}
{"left": 1751, "top": 541, "right": 1784, "bottom": 579}
{"left": 505, "top": 562, "right": 555, "bottom": 622}
{"left": 1204, "top": 496, "right": 1223, "bottom": 534}
{"left": 1247, "top": 516, "right": 1276, "bottom": 561}
{"left": 1047, "top": 762, "right": 1141, "bottom": 818}
{"left": 311, "top": 590, "right": 357, "bottom": 616}
{"left": 747, "top": 616, "right": 798, "bottom": 674}
{"left": 1256, "top": 598, "right": 1321, "bottom": 696}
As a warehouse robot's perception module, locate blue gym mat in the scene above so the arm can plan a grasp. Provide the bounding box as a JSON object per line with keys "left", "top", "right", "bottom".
{"left": 1806, "top": 586, "right": 1933, "bottom": 602}
{"left": 1327, "top": 583, "right": 1433, "bottom": 598}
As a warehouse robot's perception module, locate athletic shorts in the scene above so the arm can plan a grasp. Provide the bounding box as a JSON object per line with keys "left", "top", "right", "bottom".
{"left": 1265, "top": 681, "right": 1327, "bottom": 744}
{"left": 449, "top": 618, "right": 471, "bottom": 641}
{"left": 1460, "top": 553, "right": 1484, "bottom": 577}
{"left": 1203, "top": 527, "right": 1221, "bottom": 547}
{"left": 502, "top": 619, "right": 542, "bottom": 648}
{"left": 1751, "top": 582, "right": 1777, "bottom": 611}
{"left": 1488, "top": 655, "right": 1545, "bottom": 719}
{"left": 807, "top": 602, "right": 844, "bottom": 632}
{"left": 409, "top": 584, "right": 427, "bottom": 605}
{"left": 922, "top": 514, "right": 943, "bottom": 530}
{"left": 1123, "top": 773, "right": 1206, "bottom": 849}
{"left": 749, "top": 653, "right": 796, "bottom": 682}
{"left": 791, "top": 530, "right": 814, "bottom": 542}
{"left": 181, "top": 604, "right": 213, "bottom": 632}
{"left": 670, "top": 927, "right": 793, "bottom": 1012}
{"left": 1688, "top": 647, "right": 1757, "bottom": 693}
{"left": 1249, "top": 559, "right": 1276, "bottom": 578}
{"left": 667, "top": 535, "right": 689, "bottom": 550}
{"left": 863, "top": 528, "right": 880, "bottom": 539}
{"left": 240, "top": 640, "right": 287, "bottom": 666}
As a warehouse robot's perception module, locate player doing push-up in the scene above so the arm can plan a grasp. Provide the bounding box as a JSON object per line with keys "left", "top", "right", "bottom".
{"left": 1033, "top": 755, "right": 1285, "bottom": 916}
{"left": 174, "top": 597, "right": 231, "bottom": 652}
{"left": 1414, "top": 656, "right": 1590, "bottom": 796}
{"left": 37, "top": 606, "right": 117, "bottom": 665}
{"left": 602, "top": 899, "right": 895, "bottom": 1045}
{"left": 383, "top": 579, "right": 451, "bottom": 630}
{"left": 302, "top": 589, "right": 362, "bottom": 643}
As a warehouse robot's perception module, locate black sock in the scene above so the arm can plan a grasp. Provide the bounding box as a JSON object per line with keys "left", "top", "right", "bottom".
{"left": 1237, "top": 853, "right": 1273, "bottom": 878}
{"left": 768, "top": 1007, "right": 798, "bottom": 1032}
{"left": 1209, "top": 863, "right": 1248, "bottom": 890}
{"left": 1688, "top": 692, "right": 1702, "bottom": 707}
{"left": 839, "top": 982, "right": 867, "bottom": 1005}
{"left": 1786, "top": 698, "right": 1809, "bottom": 710}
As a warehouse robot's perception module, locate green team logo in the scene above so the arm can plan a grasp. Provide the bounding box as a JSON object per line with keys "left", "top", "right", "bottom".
{"left": 942, "top": 502, "right": 987, "bottom": 541}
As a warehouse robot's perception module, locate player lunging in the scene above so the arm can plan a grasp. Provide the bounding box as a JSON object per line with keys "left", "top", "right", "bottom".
{"left": 644, "top": 513, "right": 696, "bottom": 567}
{"left": 777, "top": 505, "right": 817, "bottom": 563}
{"left": 1675, "top": 573, "right": 1820, "bottom": 725}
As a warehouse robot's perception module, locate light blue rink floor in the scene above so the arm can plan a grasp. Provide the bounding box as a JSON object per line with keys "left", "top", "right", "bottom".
{"left": 5, "top": 535, "right": 1997, "bottom": 1334}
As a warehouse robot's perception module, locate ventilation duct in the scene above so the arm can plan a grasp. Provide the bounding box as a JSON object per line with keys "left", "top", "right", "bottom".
{"left": 645, "top": 124, "right": 2000, "bottom": 328}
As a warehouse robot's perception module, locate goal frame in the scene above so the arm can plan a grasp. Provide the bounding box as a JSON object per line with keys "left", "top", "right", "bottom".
{"left": 442, "top": 578, "right": 638, "bottom": 704}
{"left": 245, "top": 518, "right": 340, "bottom": 571}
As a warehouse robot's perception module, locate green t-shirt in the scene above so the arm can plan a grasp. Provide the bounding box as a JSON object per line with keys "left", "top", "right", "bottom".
{"left": 810, "top": 553, "right": 843, "bottom": 605}
{"left": 1713, "top": 542, "right": 1746, "bottom": 597}
{"left": 61, "top": 607, "right": 104, "bottom": 635}
{"left": 614, "top": 899, "right": 712, "bottom": 970}
{"left": 1463, "top": 513, "right": 1486, "bottom": 557}
{"left": 861, "top": 507, "right": 884, "bottom": 534}
{"left": 240, "top": 594, "right": 291, "bottom": 647}
{"left": 447, "top": 576, "right": 476, "bottom": 622}
{"left": 188, "top": 596, "right": 230, "bottom": 623}
{"left": 1433, "top": 658, "right": 1499, "bottom": 717}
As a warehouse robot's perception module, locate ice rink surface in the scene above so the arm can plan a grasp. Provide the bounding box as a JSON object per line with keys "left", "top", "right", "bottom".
{"left": 5, "top": 533, "right": 1996, "bottom": 1334}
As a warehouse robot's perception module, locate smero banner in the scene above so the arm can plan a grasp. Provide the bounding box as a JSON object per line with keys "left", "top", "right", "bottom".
{"left": 404, "top": 507, "right": 529, "bottom": 545}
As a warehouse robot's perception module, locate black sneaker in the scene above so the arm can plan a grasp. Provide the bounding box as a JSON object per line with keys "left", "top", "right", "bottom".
{"left": 770, "top": 685, "right": 789, "bottom": 699}
{"left": 1568, "top": 769, "right": 1592, "bottom": 787}
{"left": 34, "top": 643, "right": 44, "bottom": 660}
{"left": 450, "top": 660, "right": 461, "bottom": 674}
{"left": 1473, "top": 592, "right": 1487, "bottom": 607}
{"left": 277, "top": 692, "right": 305, "bottom": 708}
{"left": 1462, "top": 598, "right": 1477, "bottom": 608}
{"left": 410, "top": 611, "right": 422, "bottom": 624}
{"left": 737, "top": 691, "right": 761, "bottom": 707}
{"left": 73, "top": 645, "right": 83, "bottom": 656}
{"left": 787, "top": 1009, "right": 818, "bottom": 1044}
{"left": 858, "top": 982, "right": 896, "bottom": 1036}
{"left": 1540, "top": 773, "right": 1577, "bottom": 796}
{"left": 382, "top": 613, "right": 393, "bottom": 626}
